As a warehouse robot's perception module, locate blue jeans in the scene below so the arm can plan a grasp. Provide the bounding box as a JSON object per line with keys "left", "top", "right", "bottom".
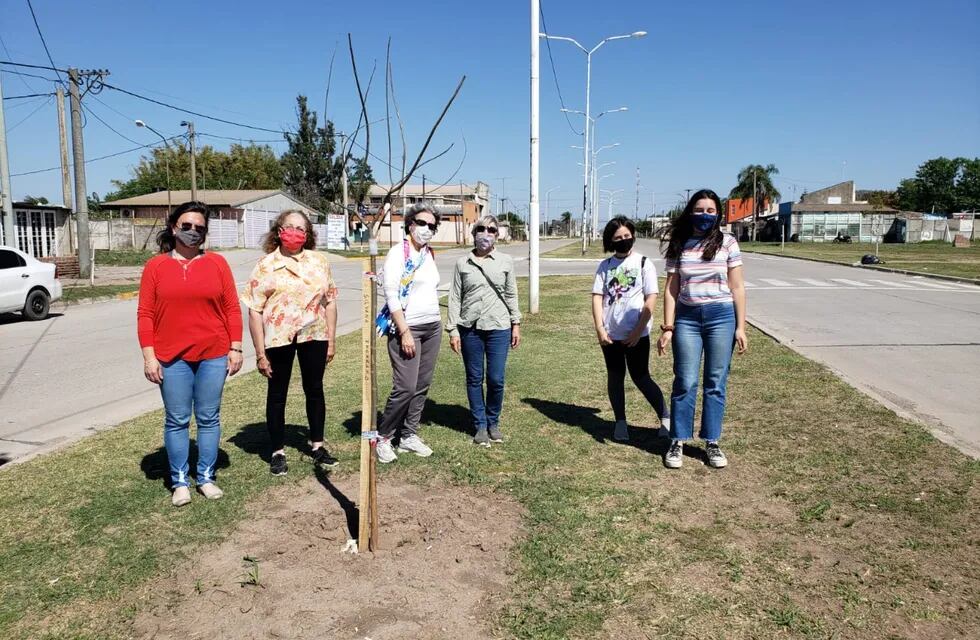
{"left": 159, "top": 356, "right": 228, "bottom": 487}
{"left": 670, "top": 302, "right": 736, "bottom": 442}
{"left": 459, "top": 326, "right": 511, "bottom": 432}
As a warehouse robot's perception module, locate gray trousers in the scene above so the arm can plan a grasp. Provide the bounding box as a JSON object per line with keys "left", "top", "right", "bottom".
{"left": 379, "top": 321, "right": 442, "bottom": 440}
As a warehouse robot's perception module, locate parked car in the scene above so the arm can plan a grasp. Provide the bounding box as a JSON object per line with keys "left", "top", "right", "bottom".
{"left": 0, "top": 247, "right": 63, "bottom": 320}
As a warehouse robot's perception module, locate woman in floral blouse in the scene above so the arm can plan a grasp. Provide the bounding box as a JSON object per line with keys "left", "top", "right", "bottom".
{"left": 241, "top": 210, "right": 339, "bottom": 476}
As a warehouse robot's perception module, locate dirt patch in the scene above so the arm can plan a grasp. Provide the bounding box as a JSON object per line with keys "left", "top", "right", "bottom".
{"left": 131, "top": 475, "right": 523, "bottom": 640}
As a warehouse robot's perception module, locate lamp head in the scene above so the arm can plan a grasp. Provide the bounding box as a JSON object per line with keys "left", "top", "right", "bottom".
{"left": 134, "top": 120, "right": 145, "bottom": 128}
{"left": 632, "top": 31, "right": 647, "bottom": 38}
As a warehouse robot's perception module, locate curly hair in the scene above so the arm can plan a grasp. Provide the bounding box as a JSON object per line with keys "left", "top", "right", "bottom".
{"left": 262, "top": 209, "right": 317, "bottom": 254}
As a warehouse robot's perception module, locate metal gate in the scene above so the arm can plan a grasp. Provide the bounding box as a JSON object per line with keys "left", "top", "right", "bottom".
{"left": 15, "top": 210, "right": 57, "bottom": 258}
{"left": 244, "top": 208, "right": 278, "bottom": 248}
{"left": 208, "top": 219, "right": 238, "bottom": 248}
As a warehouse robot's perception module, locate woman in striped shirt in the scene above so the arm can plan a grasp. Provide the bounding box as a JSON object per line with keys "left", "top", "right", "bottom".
{"left": 657, "top": 190, "right": 747, "bottom": 470}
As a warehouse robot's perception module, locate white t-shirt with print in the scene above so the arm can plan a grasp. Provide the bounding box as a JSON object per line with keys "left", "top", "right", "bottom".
{"left": 592, "top": 252, "right": 659, "bottom": 341}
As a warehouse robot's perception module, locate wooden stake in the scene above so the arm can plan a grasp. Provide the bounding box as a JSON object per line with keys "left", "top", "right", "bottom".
{"left": 368, "top": 443, "right": 379, "bottom": 551}
{"left": 357, "top": 258, "right": 373, "bottom": 551}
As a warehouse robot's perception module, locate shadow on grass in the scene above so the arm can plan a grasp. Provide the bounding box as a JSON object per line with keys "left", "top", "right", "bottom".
{"left": 341, "top": 400, "right": 472, "bottom": 439}
{"left": 314, "top": 466, "right": 358, "bottom": 540}
{"left": 522, "top": 397, "right": 674, "bottom": 458}
{"left": 226, "top": 422, "right": 312, "bottom": 463}
{"left": 139, "top": 443, "right": 231, "bottom": 490}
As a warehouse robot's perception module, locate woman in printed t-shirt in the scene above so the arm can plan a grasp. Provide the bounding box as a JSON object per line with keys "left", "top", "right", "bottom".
{"left": 137, "top": 201, "right": 244, "bottom": 507}
{"left": 592, "top": 216, "right": 670, "bottom": 443}
{"left": 657, "top": 189, "right": 747, "bottom": 470}
{"left": 241, "top": 210, "right": 339, "bottom": 477}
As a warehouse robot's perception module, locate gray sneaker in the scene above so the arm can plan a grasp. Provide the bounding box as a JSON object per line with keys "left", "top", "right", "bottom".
{"left": 664, "top": 440, "right": 683, "bottom": 469}
{"left": 488, "top": 424, "right": 503, "bottom": 443}
{"left": 473, "top": 428, "right": 491, "bottom": 447}
{"left": 613, "top": 420, "right": 629, "bottom": 442}
{"left": 397, "top": 434, "right": 433, "bottom": 457}
{"left": 706, "top": 442, "right": 728, "bottom": 469}
{"left": 376, "top": 437, "right": 398, "bottom": 464}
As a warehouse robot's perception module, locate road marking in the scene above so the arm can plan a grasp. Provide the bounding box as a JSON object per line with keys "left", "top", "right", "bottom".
{"left": 759, "top": 278, "right": 792, "bottom": 287}
{"left": 743, "top": 281, "right": 757, "bottom": 287}
{"left": 870, "top": 279, "right": 913, "bottom": 288}
{"left": 948, "top": 282, "right": 980, "bottom": 289}
{"left": 831, "top": 278, "right": 873, "bottom": 287}
{"left": 797, "top": 278, "right": 833, "bottom": 287}
{"left": 912, "top": 280, "right": 956, "bottom": 290}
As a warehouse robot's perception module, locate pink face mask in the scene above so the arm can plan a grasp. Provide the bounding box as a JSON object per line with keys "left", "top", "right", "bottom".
{"left": 280, "top": 227, "right": 307, "bottom": 251}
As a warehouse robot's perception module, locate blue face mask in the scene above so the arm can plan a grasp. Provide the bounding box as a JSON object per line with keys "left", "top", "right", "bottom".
{"left": 692, "top": 213, "right": 717, "bottom": 234}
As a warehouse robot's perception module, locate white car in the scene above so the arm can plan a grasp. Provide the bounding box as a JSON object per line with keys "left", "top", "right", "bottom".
{"left": 0, "top": 246, "right": 63, "bottom": 320}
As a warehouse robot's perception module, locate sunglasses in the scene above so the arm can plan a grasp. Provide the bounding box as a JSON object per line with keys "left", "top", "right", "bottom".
{"left": 178, "top": 222, "right": 207, "bottom": 234}
{"left": 474, "top": 225, "right": 499, "bottom": 234}
{"left": 412, "top": 219, "right": 438, "bottom": 231}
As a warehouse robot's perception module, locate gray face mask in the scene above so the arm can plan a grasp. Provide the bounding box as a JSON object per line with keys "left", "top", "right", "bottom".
{"left": 175, "top": 228, "right": 203, "bottom": 247}
{"left": 475, "top": 232, "right": 495, "bottom": 252}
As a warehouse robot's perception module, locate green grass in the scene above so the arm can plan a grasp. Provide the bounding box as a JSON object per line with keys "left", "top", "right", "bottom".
{"left": 60, "top": 283, "right": 139, "bottom": 303}
{"left": 1, "top": 276, "right": 978, "bottom": 639}
{"left": 543, "top": 240, "right": 609, "bottom": 259}
{"left": 93, "top": 249, "right": 156, "bottom": 267}
{"left": 742, "top": 240, "right": 980, "bottom": 280}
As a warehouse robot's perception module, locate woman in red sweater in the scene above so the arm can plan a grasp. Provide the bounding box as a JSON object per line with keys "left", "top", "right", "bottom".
{"left": 137, "top": 202, "right": 243, "bottom": 507}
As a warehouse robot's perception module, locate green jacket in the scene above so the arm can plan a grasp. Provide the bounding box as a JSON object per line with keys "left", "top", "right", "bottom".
{"left": 447, "top": 250, "right": 521, "bottom": 337}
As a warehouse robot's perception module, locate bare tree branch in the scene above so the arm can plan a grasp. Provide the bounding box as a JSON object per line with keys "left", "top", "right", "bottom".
{"left": 385, "top": 37, "right": 393, "bottom": 186}
{"left": 431, "top": 133, "right": 468, "bottom": 193}
{"left": 323, "top": 42, "right": 337, "bottom": 121}
{"left": 388, "top": 48, "right": 408, "bottom": 182}
{"left": 347, "top": 33, "right": 371, "bottom": 175}
{"left": 416, "top": 143, "right": 455, "bottom": 172}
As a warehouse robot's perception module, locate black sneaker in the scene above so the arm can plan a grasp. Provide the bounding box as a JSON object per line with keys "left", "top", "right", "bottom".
{"left": 706, "top": 442, "right": 728, "bottom": 469}
{"left": 311, "top": 447, "right": 339, "bottom": 468}
{"left": 270, "top": 452, "right": 288, "bottom": 476}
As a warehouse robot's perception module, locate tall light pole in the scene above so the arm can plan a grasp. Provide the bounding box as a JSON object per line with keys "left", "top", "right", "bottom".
{"left": 544, "top": 186, "right": 560, "bottom": 236}
{"left": 601, "top": 188, "right": 624, "bottom": 222}
{"left": 0, "top": 72, "right": 15, "bottom": 248}
{"left": 543, "top": 30, "right": 646, "bottom": 255}
{"left": 591, "top": 144, "right": 619, "bottom": 235}
{"left": 135, "top": 120, "right": 172, "bottom": 221}
{"left": 180, "top": 120, "right": 197, "bottom": 201}
{"left": 563, "top": 106, "right": 627, "bottom": 238}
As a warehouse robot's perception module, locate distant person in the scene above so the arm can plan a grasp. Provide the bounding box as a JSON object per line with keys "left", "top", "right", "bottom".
{"left": 137, "top": 201, "right": 243, "bottom": 507}
{"left": 657, "top": 189, "right": 747, "bottom": 469}
{"left": 591, "top": 216, "right": 670, "bottom": 442}
{"left": 447, "top": 215, "right": 521, "bottom": 446}
{"left": 375, "top": 203, "right": 443, "bottom": 463}
{"left": 241, "top": 210, "right": 339, "bottom": 476}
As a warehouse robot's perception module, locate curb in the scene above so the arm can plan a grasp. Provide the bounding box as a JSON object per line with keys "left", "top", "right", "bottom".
{"left": 59, "top": 288, "right": 140, "bottom": 307}
{"left": 742, "top": 250, "right": 980, "bottom": 286}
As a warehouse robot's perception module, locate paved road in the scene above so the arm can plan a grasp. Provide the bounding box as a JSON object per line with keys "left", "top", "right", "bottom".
{"left": 2, "top": 238, "right": 977, "bottom": 463}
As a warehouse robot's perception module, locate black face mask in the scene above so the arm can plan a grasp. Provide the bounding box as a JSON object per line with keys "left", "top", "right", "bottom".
{"left": 611, "top": 237, "right": 634, "bottom": 254}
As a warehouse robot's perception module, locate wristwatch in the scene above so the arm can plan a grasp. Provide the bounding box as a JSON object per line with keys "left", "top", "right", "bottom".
{"left": 660, "top": 324, "right": 674, "bottom": 332}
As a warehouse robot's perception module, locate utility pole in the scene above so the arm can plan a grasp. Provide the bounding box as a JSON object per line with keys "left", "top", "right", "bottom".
{"left": 529, "top": 0, "right": 541, "bottom": 313}
{"left": 182, "top": 120, "right": 197, "bottom": 201}
{"left": 751, "top": 168, "right": 757, "bottom": 242}
{"left": 634, "top": 166, "right": 640, "bottom": 218}
{"left": 69, "top": 68, "right": 92, "bottom": 278}
{"left": 56, "top": 86, "right": 72, "bottom": 212}
{"left": 0, "top": 71, "right": 15, "bottom": 248}
{"left": 340, "top": 132, "right": 350, "bottom": 237}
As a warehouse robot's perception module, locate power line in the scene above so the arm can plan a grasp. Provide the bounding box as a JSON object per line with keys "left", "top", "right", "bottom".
{"left": 11, "top": 136, "right": 182, "bottom": 177}
{"left": 3, "top": 92, "right": 55, "bottom": 100}
{"left": 7, "top": 95, "right": 53, "bottom": 132}
{"left": 82, "top": 102, "right": 142, "bottom": 144}
{"left": 198, "top": 132, "right": 286, "bottom": 144}
{"left": 0, "top": 34, "right": 37, "bottom": 92}
{"left": 539, "top": 0, "right": 583, "bottom": 136}
{"left": 102, "top": 82, "right": 284, "bottom": 134}
{"left": 25, "top": 0, "right": 64, "bottom": 86}
{"left": 0, "top": 60, "right": 66, "bottom": 73}
{"left": 0, "top": 67, "right": 60, "bottom": 83}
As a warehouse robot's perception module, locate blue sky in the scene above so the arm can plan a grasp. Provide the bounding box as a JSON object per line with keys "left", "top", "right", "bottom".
{"left": 2, "top": 0, "right": 978, "bottom": 218}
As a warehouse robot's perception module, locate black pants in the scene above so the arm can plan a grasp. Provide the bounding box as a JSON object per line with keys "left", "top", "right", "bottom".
{"left": 600, "top": 336, "right": 669, "bottom": 423}
{"left": 265, "top": 339, "right": 328, "bottom": 451}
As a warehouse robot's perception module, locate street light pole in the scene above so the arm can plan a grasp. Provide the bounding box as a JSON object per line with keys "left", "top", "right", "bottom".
{"left": 563, "top": 106, "right": 627, "bottom": 239}
{"left": 545, "top": 186, "right": 560, "bottom": 236}
{"left": 543, "top": 30, "right": 645, "bottom": 255}
{"left": 181, "top": 120, "right": 197, "bottom": 201}
{"left": 135, "top": 120, "right": 172, "bottom": 221}
{"left": 530, "top": 0, "right": 541, "bottom": 313}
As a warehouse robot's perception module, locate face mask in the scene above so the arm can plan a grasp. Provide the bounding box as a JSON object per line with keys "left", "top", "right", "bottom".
{"left": 280, "top": 227, "right": 307, "bottom": 251}
{"left": 692, "top": 213, "right": 718, "bottom": 234}
{"left": 175, "top": 228, "right": 203, "bottom": 247}
{"left": 474, "top": 232, "right": 495, "bottom": 252}
{"left": 611, "top": 237, "right": 634, "bottom": 255}
{"left": 412, "top": 226, "right": 434, "bottom": 245}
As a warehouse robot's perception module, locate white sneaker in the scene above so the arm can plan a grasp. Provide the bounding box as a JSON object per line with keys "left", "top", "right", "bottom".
{"left": 664, "top": 440, "right": 684, "bottom": 469}
{"left": 657, "top": 417, "right": 671, "bottom": 439}
{"left": 197, "top": 483, "right": 224, "bottom": 500}
{"left": 171, "top": 486, "right": 191, "bottom": 507}
{"left": 376, "top": 437, "right": 398, "bottom": 464}
{"left": 613, "top": 420, "right": 629, "bottom": 442}
{"left": 397, "top": 434, "right": 433, "bottom": 457}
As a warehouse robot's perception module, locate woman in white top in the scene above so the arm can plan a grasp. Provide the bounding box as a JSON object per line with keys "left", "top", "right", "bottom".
{"left": 376, "top": 202, "right": 442, "bottom": 463}
{"left": 591, "top": 216, "right": 670, "bottom": 443}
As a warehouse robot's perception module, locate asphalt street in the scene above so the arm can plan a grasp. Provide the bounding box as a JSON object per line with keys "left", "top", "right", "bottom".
{"left": 1, "top": 238, "right": 977, "bottom": 463}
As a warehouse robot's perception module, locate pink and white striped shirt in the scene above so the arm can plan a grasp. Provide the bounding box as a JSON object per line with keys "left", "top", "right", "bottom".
{"left": 665, "top": 234, "right": 742, "bottom": 305}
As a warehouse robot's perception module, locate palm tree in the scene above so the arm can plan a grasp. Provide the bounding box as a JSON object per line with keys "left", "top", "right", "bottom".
{"left": 560, "top": 211, "right": 572, "bottom": 237}
{"left": 729, "top": 164, "right": 781, "bottom": 241}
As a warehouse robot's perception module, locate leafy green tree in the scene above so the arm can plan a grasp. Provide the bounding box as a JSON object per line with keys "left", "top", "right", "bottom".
{"left": 22, "top": 195, "right": 49, "bottom": 205}
{"left": 347, "top": 157, "right": 375, "bottom": 206}
{"left": 105, "top": 143, "right": 283, "bottom": 201}
{"left": 955, "top": 158, "right": 980, "bottom": 212}
{"left": 729, "top": 164, "right": 781, "bottom": 217}
{"left": 895, "top": 157, "right": 962, "bottom": 213}
{"left": 857, "top": 190, "right": 898, "bottom": 209}
{"left": 280, "top": 95, "right": 342, "bottom": 212}
{"left": 560, "top": 210, "right": 572, "bottom": 237}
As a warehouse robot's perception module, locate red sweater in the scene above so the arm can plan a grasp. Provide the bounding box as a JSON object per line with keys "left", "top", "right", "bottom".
{"left": 137, "top": 252, "right": 243, "bottom": 362}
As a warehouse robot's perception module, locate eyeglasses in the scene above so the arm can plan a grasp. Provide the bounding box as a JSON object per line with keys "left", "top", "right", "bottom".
{"left": 179, "top": 222, "right": 207, "bottom": 234}
{"left": 412, "top": 219, "right": 438, "bottom": 231}
{"left": 281, "top": 224, "right": 307, "bottom": 232}
{"left": 474, "top": 225, "right": 498, "bottom": 234}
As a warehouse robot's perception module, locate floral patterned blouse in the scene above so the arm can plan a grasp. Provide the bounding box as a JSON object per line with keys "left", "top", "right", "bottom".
{"left": 241, "top": 248, "right": 338, "bottom": 348}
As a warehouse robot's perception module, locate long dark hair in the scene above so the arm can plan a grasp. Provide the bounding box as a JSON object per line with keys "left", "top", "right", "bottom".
{"left": 157, "top": 201, "right": 210, "bottom": 253}
{"left": 602, "top": 216, "right": 636, "bottom": 253}
{"left": 660, "top": 189, "right": 724, "bottom": 261}
{"left": 262, "top": 209, "right": 317, "bottom": 253}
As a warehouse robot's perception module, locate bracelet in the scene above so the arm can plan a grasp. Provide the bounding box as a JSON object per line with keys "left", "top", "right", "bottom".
{"left": 256, "top": 353, "right": 267, "bottom": 361}
{"left": 660, "top": 324, "right": 674, "bottom": 332}
{"left": 229, "top": 347, "right": 243, "bottom": 353}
